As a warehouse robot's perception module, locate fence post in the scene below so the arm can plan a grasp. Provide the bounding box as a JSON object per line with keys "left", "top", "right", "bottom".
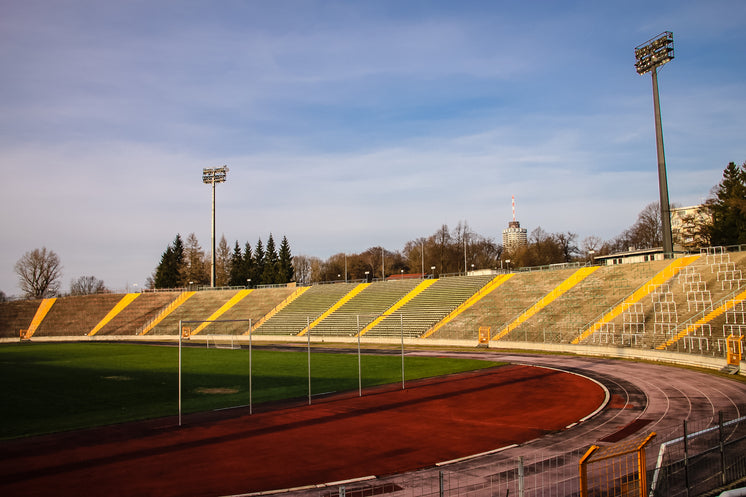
{"left": 518, "top": 456, "right": 525, "bottom": 497}
{"left": 719, "top": 411, "right": 726, "bottom": 486}
{"left": 579, "top": 445, "right": 599, "bottom": 497}
{"left": 683, "top": 419, "right": 690, "bottom": 497}
{"left": 357, "top": 315, "right": 362, "bottom": 397}
{"left": 307, "top": 316, "right": 311, "bottom": 406}
{"left": 248, "top": 318, "right": 252, "bottom": 415}
{"left": 439, "top": 470, "right": 444, "bottom": 497}
{"left": 401, "top": 313, "right": 405, "bottom": 390}
{"left": 339, "top": 485, "right": 345, "bottom": 497}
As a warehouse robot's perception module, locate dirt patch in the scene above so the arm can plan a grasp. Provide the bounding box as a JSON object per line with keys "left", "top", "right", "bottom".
{"left": 194, "top": 387, "right": 239, "bottom": 395}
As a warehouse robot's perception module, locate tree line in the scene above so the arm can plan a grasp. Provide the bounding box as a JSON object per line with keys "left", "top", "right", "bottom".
{"left": 149, "top": 233, "right": 294, "bottom": 289}
{"left": 293, "top": 221, "right": 502, "bottom": 285}
{"left": 6, "top": 160, "right": 745, "bottom": 299}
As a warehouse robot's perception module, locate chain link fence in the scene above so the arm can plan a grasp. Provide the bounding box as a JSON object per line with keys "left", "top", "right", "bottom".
{"left": 294, "top": 412, "right": 746, "bottom": 497}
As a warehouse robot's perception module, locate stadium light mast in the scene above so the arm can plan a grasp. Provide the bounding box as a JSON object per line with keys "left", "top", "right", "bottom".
{"left": 635, "top": 31, "right": 675, "bottom": 256}
{"left": 202, "top": 166, "right": 228, "bottom": 287}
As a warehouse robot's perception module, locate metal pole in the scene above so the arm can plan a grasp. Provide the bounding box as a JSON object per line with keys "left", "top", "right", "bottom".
{"left": 719, "top": 411, "right": 726, "bottom": 486}
{"left": 249, "top": 319, "right": 253, "bottom": 415}
{"left": 357, "top": 315, "right": 362, "bottom": 397}
{"left": 651, "top": 65, "right": 674, "bottom": 256}
{"left": 178, "top": 319, "right": 182, "bottom": 427}
{"left": 683, "top": 419, "right": 690, "bottom": 496}
{"left": 211, "top": 178, "right": 216, "bottom": 287}
{"left": 518, "top": 456, "right": 525, "bottom": 497}
{"left": 401, "top": 313, "right": 405, "bottom": 390}
{"left": 307, "top": 316, "right": 312, "bottom": 406}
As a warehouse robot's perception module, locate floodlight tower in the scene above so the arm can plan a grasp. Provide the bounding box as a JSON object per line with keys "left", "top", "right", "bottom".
{"left": 635, "top": 31, "right": 675, "bottom": 256}
{"left": 202, "top": 165, "right": 228, "bottom": 287}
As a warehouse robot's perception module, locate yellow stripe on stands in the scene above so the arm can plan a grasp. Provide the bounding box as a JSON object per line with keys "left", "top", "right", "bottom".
{"left": 571, "top": 255, "right": 699, "bottom": 344}
{"left": 139, "top": 291, "right": 196, "bottom": 335}
{"left": 88, "top": 293, "right": 140, "bottom": 336}
{"left": 493, "top": 267, "right": 599, "bottom": 341}
{"left": 298, "top": 284, "right": 369, "bottom": 336}
{"left": 357, "top": 279, "right": 438, "bottom": 337}
{"left": 25, "top": 298, "right": 57, "bottom": 338}
{"left": 422, "top": 273, "right": 514, "bottom": 339}
{"left": 191, "top": 289, "right": 253, "bottom": 335}
{"left": 247, "top": 286, "right": 310, "bottom": 334}
{"left": 658, "top": 288, "right": 746, "bottom": 349}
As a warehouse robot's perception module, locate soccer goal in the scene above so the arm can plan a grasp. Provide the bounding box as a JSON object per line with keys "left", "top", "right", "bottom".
{"left": 178, "top": 318, "right": 253, "bottom": 426}
{"left": 205, "top": 334, "right": 242, "bottom": 350}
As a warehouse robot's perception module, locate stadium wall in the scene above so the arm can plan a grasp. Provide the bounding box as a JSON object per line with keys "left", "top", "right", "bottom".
{"left": 3, "top": 332, "right": 742, "bottom": 377}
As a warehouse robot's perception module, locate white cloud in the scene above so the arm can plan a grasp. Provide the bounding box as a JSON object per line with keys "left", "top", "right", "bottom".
{"left": 1, "top": 1, "right": 745, "bottom": 295}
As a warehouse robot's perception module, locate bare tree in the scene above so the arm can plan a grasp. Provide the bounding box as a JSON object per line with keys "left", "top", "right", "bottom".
{"left": 293, "top": 254, "right": 322, "bottom": 285}
{"left": 14, "top": 247, "right": 62, "bottom": 298}
{"left": 180, "top": 233, "right": 209, "bottom": 286}
{"left": 70, "top": 276, "right": 107, "bottom": 295}
{"left": 581, "top": 235, "right": 605, "bottom": 261}
{"left": 628, "top": 202, "right": 662, "bottom": 249}
{"left": 215, "top": 235, "right": 231, "bottom": 287}
{"left": 555, "top": 232, "right": 579, "bottom": 262}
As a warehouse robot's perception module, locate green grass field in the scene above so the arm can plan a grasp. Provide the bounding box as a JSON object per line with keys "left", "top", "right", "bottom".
{"left": 0, "top": 342, "right": 498, "bottom": 440}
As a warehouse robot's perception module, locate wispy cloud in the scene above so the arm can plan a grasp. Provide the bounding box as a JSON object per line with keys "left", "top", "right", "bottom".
{"left": 1, "top": 1, "right": 744, "bottom": 294}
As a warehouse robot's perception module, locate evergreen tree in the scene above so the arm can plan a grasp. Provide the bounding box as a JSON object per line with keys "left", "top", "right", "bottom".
{"left": 228, "top": 241, "right": 244, "bottom": 286}
{"left": 153, "top": 234, "right": 184, "bottom": 288}
{"left": 242, "top": 242, "right": 254, "bottom": 286}
{"left": 263, "top": 233, "right": 279, "bottom": 284}
{"left": 252, "top": 238, "right": 265, "bottom": 285}
{"left": 706, "top": 161, "right": 746, "bottom": 246}
{"left": 278, "top": 235, "right": 294, "bottom": 283}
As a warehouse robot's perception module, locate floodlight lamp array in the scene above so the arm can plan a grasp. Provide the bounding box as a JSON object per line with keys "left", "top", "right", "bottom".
{"left": 202, "top": 166, "right": 229, "bottom": 184}
{"left": 635, "top": 31, "right": 674, "bottom": 75}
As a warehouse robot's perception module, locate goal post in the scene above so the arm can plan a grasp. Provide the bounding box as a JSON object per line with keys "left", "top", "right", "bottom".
{"left": 178, "top": 318, "right": 252, "bottom": 426}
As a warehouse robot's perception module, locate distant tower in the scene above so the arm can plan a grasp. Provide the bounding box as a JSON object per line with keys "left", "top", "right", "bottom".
{"left": 502, "top": 196, "right": 528, "bottom": 251}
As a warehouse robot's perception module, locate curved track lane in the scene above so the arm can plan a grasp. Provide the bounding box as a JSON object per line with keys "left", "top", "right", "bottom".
{"left": 283, "top": 351, "right": 746, "bottom": 497}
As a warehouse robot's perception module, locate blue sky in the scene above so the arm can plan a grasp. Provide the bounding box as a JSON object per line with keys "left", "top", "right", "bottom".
{"left": 1, "top": 0, "right": 745, "bottom": 295}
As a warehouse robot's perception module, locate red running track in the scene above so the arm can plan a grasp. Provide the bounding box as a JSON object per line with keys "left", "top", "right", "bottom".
{"left": 0, "top": 364, "right": 605, "bottom": 497}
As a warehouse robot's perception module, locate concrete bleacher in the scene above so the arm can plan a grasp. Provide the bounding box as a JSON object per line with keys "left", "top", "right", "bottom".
{"left": 0, "top": 299, "right": 45, "bottom": 338}
{"left": 33, "top": 294, "right": 127, "bottom": 337}
{"left": 363, "top": 275, "right": 496, "bottom": 338}
{"left": 144, "top": 290, "right": 247, "bottom": 335}
{"left": 253, "top": 283, "right": 360, "bottom": 335}
{"left": 2, "top": 247, "right": 744, "bottom": 366}
{"left": 95, "top": 292, "right": 179, "bottom": 336}
{"left": 652, "top": 251, "right": 746, "bottom": 355}
{"left": 562, "top": 251, "right": 746, "bottom": 356}
{"left": 308, "top": 279, "right": 422, "bottom": 336}
{"left": 208, "top": 287, "right": 296, "bottom": 333}
{"left": 431, "top": 260, "right": 673, "bottom": 343}
{"left": 432, "top": 269, "right": 574, "bottom": 341}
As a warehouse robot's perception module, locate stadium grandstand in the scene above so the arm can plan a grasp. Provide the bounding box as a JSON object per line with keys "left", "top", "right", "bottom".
{"left": 2, "top": 246, "right": 746, "bottom": 373}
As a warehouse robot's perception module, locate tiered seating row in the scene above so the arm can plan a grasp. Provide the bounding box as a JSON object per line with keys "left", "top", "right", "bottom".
{"left": 309, "top": 280, "right": 422, "bottom": 337}
{"left": 253, "top": 283, "right": 360, "bottom": 335}
{"left": 3, "top": 249, "right": 744, "bottom": 362}
{"left": 364, "top": 275, "right": 496, "bottom": 338}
